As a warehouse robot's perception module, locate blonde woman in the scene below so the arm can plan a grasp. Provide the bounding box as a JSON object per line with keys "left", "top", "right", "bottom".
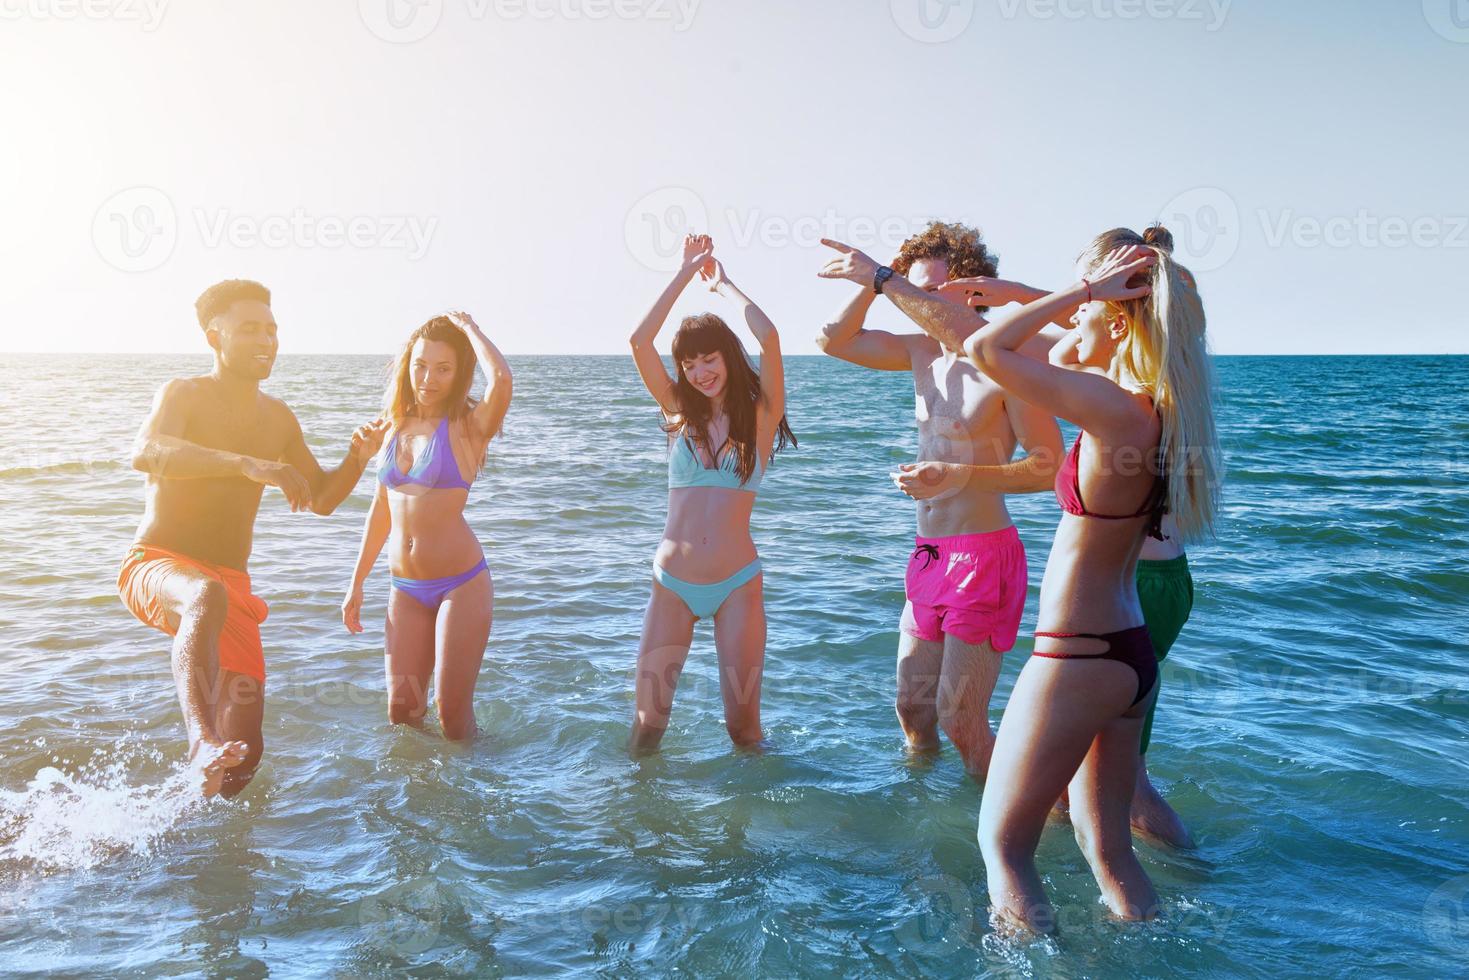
{"left": 819, "top": 226, "right": 1220, "bottom": 930}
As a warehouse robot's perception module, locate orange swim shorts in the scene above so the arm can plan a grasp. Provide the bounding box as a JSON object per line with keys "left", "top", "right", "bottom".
{"left": 117, "top": 544, "right": 270, "bottom": 682}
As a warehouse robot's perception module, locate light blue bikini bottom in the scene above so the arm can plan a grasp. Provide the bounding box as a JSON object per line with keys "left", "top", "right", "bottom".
{"left": 653, "top": 558, "right": 762, "bottom": 619}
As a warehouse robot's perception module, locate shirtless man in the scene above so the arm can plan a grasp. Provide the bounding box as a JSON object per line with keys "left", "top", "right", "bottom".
{"left": 816, "top": 222, "right": 1062, "bottom": 778}
{"left": 118, "top": 279, "right": 388, "bottom": 797}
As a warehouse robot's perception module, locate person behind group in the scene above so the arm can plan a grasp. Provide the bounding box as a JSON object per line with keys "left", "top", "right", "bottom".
{"left": 627, "top": 234, "right": 793, "bottom": 752}
{"left": 818, "top": 225, "right": 1220, "bottom": 929}
{"left": 341, "top": 312, "right": 512, "bottom": 742}
{"left": 815, "top": 221, "right": 1062, "bottom": 778}
{"left": 119, "top": 279, "right": 387, "bottom": 796}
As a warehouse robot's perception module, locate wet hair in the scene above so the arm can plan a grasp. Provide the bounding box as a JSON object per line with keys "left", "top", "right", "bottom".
{"left": 382, "top": 316, "right": 488, "bottom": 471}
{"left": 892, "top": 221, "right": 1000, "bottom": 310}
{"left": 1076, "top": 224, "right": 1220, "bottom": 542}
{"left": 665, "top": 313, "right": 795, "bottom": 486}
{"left": 195, "top": 279, "right": 270, "bottom": 330}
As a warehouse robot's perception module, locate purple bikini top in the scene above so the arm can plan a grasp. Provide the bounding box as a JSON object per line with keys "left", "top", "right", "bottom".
{"left": 377, "top": 416, "right": 473, "bottom": 493}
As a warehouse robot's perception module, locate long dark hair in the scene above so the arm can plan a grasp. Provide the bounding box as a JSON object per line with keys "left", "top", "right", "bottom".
{"left": 663, "top": 313, "right": 795, "bottom": 485}
{"left": 382, "top": 316, "right": 487, "bottom": 472}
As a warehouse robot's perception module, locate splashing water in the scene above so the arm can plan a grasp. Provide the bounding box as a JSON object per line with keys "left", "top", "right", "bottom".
{"left": 0, "top": 759, "right": 207, "bottom": 874}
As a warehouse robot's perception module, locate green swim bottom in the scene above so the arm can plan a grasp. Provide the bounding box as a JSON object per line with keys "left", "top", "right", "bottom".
{"left": 1136, "top": 554, "right": 1194, "bottom": 754}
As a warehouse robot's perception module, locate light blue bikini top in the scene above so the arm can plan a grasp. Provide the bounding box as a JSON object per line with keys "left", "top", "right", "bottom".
{"left": 667, "top": 433, "right": 763, "bottom": 493}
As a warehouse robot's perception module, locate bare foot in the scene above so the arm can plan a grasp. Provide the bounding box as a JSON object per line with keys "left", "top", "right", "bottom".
{"left": 189, "top": 739, "right": 250, "bottom": 798}
{"left": 1131, "top": 763, "right": 1195, "bottom": 848}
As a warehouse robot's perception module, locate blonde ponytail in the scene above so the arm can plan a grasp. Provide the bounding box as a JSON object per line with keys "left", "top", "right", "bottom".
{"left": 1079, "top": 226, "right": 1222, "bottom": 542}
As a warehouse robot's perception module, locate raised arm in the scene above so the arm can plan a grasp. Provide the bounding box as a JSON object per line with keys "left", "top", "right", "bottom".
{"left": 819, "top": 238, "right": 978, "bottom": 353}
{"left": 280, "top": 408, "right": 387, "bottom": 516}
{"left": 132, "top": 378, "right": 314, "bottom": 511}
{"left": 629, "top": 234, "right": 711, "bottom": 415}
{"left": 446, "top": 311, "right": 512, "bottom": 442}
{"left": 962, "top": 247, "right": 1158, "bottom": 438}
{"left": 936, "top": 277, "right": 1079, "bottom": 333}
{"left": 815, "top": 282, "right": 914, "bottom": 371}
{"left": 704, "top": 259, "right": 785, "bottom": 424}
{"left": 342, "top": 481, "right": 392, "bottom": 634}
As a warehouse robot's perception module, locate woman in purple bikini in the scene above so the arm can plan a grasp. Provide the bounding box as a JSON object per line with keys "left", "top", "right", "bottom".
{"left": 341, "top": 311, "right": 512, "bottom": 742}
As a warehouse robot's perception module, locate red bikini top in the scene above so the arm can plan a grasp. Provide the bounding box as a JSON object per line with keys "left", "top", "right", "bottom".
{"left": 1054, "top": 432, "right": 1169, "bottom": 541}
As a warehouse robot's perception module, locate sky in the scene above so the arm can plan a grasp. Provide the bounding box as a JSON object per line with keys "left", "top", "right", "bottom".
{"left": 1, "top": 0, "right": 1466, "bottom": 356}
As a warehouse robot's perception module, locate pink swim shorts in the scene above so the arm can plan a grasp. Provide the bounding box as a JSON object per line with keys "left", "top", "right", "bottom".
{"left": 899, "top": 526, "right": 1027, "bottom": 652}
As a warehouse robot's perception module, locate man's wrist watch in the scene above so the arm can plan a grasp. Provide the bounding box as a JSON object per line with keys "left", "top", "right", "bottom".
{"left": 873, "top": 265, "right": 895, "bottom": 294}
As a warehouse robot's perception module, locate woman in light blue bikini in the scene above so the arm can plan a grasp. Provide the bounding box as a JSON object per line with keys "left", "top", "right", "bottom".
{"left": 341, "top": 311, "right": 512, "bottom": 742}
{"left": 627, "top": 235, "right": 794, "bottom": 752}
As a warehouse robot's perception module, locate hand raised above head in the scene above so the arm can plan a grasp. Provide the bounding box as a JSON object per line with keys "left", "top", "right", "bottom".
{"left": 444, "top": 310, "right": 481, "bottom": 333}
{"left": 1085, "top": 246, "right": 1156, "bottom": 303}
{"left": 817, "top": 238, "right": 881, "bottom": 287}
{"left": 681, "top": 234, "right": 714, "bottom": 274}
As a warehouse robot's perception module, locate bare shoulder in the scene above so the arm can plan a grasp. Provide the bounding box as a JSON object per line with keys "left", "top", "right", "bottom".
{"left": 1121, "top": 388, "right": 1163, "bottom": 442}
{"left": 158, "top": 375, "right": 206, "bottom": 402}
